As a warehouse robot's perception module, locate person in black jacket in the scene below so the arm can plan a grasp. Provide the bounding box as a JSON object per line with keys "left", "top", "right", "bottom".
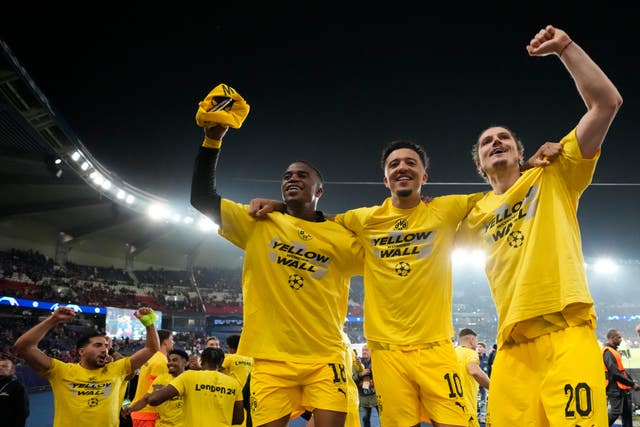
{"left": 0, "top": 358, "right": 29, "bottom": 427}
{"left": 603, "top": 329, "right": 639, "bottom": 427}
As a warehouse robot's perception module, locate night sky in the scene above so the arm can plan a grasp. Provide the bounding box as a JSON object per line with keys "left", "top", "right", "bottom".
{"left": 2, "top": 5, "right": 639, "bottom": 259}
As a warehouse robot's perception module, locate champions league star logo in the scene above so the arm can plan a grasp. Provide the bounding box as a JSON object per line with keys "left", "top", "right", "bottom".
{"left": 507, "top": 230, "right": 525, "bottom": 248}
{"left": 288, "top": 274, "right": 304, "bottom": 290}
{"left": 395, "top": 261, "right": 411, "bottom": 277}
{"left": 88, "top": 397, "right": 99, "bottom": 407}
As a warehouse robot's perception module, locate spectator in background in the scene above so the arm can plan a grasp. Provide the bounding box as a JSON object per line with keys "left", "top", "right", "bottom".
{"left": 356, "top": 344, "right": 378, "bottom": 427}
{"left": 487, "top": 343, "right": 497, "bottom": 378}
{"left": 476, "top": 341, "right": 489, "bottom": 424}
{"left": 187, "top": 336, "right": 222, "bottom": 371}
{"left": 603, "top": 329, "right": 639, "bottom": 427}
{"left": 205, "top": 336, "right": 220, "bottom": 349}
{"left": 476, "top": 342, "right": 489, "bottom": 375}
{"left": 0, "top": 358, "right": 29, "bottom": 427}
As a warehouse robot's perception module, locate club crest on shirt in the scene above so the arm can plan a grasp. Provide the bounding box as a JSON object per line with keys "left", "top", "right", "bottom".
{"left": 393, "top": 218, "right": 408, "bottom": 230}
{"left": 298, "top": 229, "right": 312, "bottom": 240}
{"left": 250, "top": 391, "right": 258, "bottom": 412}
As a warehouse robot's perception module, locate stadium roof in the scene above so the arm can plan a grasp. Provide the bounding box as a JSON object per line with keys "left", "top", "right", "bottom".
{"left": 0, "top": 40, "right": 243, "bottom": 272}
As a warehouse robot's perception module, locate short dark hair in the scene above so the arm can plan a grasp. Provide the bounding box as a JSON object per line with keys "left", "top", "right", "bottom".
{"left": 458, "top": 328, "right": 477, "bottom": 338}
{"left": 606, "top": 329, "right": 620, "bottom": 339}
{"left": 201, "top": 347, "right": 225, "bottom": 368}
{"left": 226, "top": 334, "right": 241, "bottom": 350}
{"left": 380, "top": 140, "right": 429, "bottom": 171}
{"left": 77, "top": 332, "right": 106, "bottom": 349}
{"left": 169, "top": 349, "right": 189, "bottom": 362}
{"left": 158, "top": 329, "right": 172, "bottom": 343}
{"left": 290, "top": 160, "right": 324, "bottom": 183}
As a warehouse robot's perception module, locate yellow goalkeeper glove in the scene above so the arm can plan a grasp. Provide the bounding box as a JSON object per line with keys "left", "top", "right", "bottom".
{"left": 195, "top": 83, "right": 250, "bottom": 129}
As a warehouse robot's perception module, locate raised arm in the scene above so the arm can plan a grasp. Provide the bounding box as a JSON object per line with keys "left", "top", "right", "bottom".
{"left": 128, "top": 307, "right": 161, "bottom": 372}
{"left": 14, "top": 306, "right": 76, "bottom": 372}
{"left": 190, "top": 84, "right": 251, "bottom": 225}
{"left": 526, "top": 25, "right": 622, "bottom": 159}
{"left": 190, "top": 125, "right": 228, "bottom": 225}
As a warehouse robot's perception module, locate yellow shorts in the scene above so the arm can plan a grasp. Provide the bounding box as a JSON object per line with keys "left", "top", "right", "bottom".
{"left": 346, "top": 374, "right": 360, "bottom": 427}
{"left": 369, "top": 340, "right": 469, "bottom": 427}
{"left": 251, "top": 358, "right": 349, "bottom": 426}
{"left": 487, "top": 324, "right": 607, "bottom": 426}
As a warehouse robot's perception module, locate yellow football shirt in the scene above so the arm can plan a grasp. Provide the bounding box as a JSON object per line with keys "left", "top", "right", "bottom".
{"left": 335, "top": 194, "right": 481, "bottom": 345}
{"left": 148, "top": 373, "right": 184, "bottom": 427}
{"left": 219, "top": 199, "right": 363, "bottom": 362}
{"left": 221, "top": 353, "right": 253, "bottom": 386}
{"left": 132, "top": 351, "right": 168, "bottom": 414}
{"left": 460, "top": 129, "right": 598, "bottom": 346}
{"left": 42, "top": 357, "right": 132, "bottom": 427}
{"left": 169, "top": 369, "right": 242, "bottom": 427}
{"left": 455, "top": 346, "right": 480, "bottom": 421}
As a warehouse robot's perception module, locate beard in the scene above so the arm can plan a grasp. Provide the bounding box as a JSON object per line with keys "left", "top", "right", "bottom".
{"left": 396, "top": 189, "right": 413, "bottom": 197}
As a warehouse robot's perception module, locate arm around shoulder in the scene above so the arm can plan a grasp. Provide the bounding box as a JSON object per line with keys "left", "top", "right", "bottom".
{"left": 232, "top": 400, "right": 245, "bottom": 425}
{"left": 148, "top": 384, "right": 179, "bottom": 406}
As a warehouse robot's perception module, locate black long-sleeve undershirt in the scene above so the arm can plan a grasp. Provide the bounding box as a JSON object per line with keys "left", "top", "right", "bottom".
{"left": 190, "top": 146, "right": 222, "bottom": 226}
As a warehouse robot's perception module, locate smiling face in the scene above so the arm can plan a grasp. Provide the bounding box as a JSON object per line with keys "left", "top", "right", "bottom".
{"left": 476, "top": 126, "right": 524, "bottom": 177}
{"left": 79, "top": 336, "right": 110, "bottom": 369}
{"left": 167, "top": 353, "right": 187, "bottom": 376}
{"left": 281, "top": 162, "right": 323, "bottom": 207}
{"left": 383, "top": 148, "right": 427, "bottom": 199}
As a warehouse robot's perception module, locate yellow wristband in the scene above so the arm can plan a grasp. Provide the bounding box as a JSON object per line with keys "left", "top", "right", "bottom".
{"left": 202, "top": 136, "right": 222, "bottom": 149}
{"left": 138, "top": 310, "right": 157, "bottom": 327}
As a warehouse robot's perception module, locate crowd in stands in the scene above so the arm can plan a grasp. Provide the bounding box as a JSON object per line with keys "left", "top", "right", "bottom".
{"left": 2, "top": 247, "right": 640, "bottom": 373}
{"left": 0, "top": 248, "right": 365, "bottom": 316}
